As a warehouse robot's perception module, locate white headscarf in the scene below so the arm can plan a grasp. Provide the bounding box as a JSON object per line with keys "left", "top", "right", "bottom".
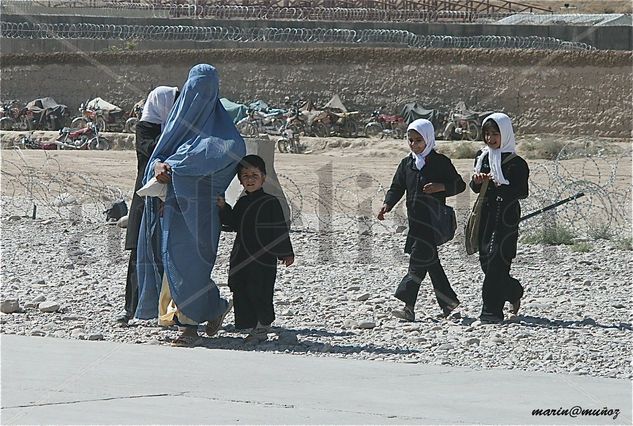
{"left": 407, "top": 119, "right": 436, "bottom": 170}
{"left": 140, "top": 86, "right": 178, "bottom": 126}
{"left": 474, "top": 112, "right": 516, "bottom": 185}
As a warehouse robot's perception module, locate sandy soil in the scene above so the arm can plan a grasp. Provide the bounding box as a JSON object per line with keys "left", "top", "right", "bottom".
{"left": 1, "top": 133, "right": 630, "bottom": 236}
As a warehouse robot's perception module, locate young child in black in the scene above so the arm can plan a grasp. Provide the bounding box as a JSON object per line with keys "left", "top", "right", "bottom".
{"left": 217, "top": 155, "right": 294, "bottom": 341}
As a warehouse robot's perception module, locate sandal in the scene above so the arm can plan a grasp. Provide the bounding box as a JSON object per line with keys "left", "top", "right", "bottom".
{"left": 511, "top": 298, "right": 521, "bottom": 316}
{"left": 205, "top": 299, "right": 233, "bottom": 337}
{"left": 171, "top": 329, "right": 200, "bottom": 347}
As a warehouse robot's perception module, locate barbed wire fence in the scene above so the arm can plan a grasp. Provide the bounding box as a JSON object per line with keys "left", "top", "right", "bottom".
{"left": 2, "top": 146, "right": 629, "bottom": 244}
{"left": 0, "top": 22, "right": 596, "bottom": 51}
{"left": 0, "top": 1, "right": 529, "bottom": 23}
{"left": 1, "top": 150, "right": 124, "bottom": 223}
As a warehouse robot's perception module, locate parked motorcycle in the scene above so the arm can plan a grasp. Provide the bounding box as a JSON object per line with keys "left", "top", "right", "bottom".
{"left": 443, "top": 102, "right": 494, "bottom": 141}
{"left": 283, "top": 105, "right": 328, "bottom": 137}
{"left": 15, "top": 132, "right": 57, "bottom": 150}
{"left": 71, "top": 98, "right": 124, "bottom": 132}
{"left": 124, "top": 99, "right": 144, "bottom": 134}
{"left": 276, "top": 128, "right": 305, "bottom": 154}
{"left": 236, "top": 108, "right": 285, "bottom": 137}
{"left": 316, "top": 110, "right": 359, "bottom": 138}
{"left": 55, "top": 122, "right": 111, "bottom": 150}
{"left": 364, "top": 108, "right": 406, "bottom": 139}
{"left": 22, "top": 97, "right": 69, "bottom": 131}
{"left": 443, "top": 110, "right": 494, "bottom": 141}
{"left": 1, "top": 100, "right": 26, "bottom": 130}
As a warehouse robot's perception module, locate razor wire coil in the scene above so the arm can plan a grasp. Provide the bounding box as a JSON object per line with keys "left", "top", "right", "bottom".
{"left": 0, "top": 22, "right": 596, "bottom": 50}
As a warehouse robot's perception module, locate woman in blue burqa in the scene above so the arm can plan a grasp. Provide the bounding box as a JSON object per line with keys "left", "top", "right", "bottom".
{"left": 135, "top": 64, "right": 245, "bottom": 345}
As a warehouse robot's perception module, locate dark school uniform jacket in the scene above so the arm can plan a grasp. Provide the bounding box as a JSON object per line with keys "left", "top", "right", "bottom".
{"left": 384, "top": 150, "right": 466, "bottom": 253}
{"left": 469, "top": 151, "right": 529, "bottom": 261}
{"left": 125, "top": 121, "right": 162, "bottom": 250}
{"left": 219, "top": 188, "right": 294, "bottom": 289}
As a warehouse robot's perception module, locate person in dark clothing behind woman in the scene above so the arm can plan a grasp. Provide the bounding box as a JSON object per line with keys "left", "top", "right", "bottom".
{"left": 217, "top": 155, "right": 294, "bottom": 342}
{"left": 470, "top": 113, "right": 529, "bottom": 324}
{"left": 116, "top": 86, "right": 179, "bottom": 325}
{"left": 378, "top": 119, "right": 466, "bottom": 321}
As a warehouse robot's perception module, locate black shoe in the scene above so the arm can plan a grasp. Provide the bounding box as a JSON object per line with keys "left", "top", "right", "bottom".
{"left": 115, "top": 312, "right": 131, "bottom": 325}
{"left": 392, "top": 305, "right": 415, "bottom": 322}
{"left": 479, "top": 315, "right": 503, "bottom": 325}
{"left": 440, "top": 302, "right": 460, "bottom": 318}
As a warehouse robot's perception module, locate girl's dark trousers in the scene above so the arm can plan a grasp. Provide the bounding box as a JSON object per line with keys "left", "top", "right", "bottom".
{"left": 395, "top": 239, "right": 459, "bottom": 311}
{"left": 479, "top": 229, "right": 524, "bottom": 322}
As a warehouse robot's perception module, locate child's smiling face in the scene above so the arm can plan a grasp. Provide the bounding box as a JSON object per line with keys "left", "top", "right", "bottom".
{"left": 484, "top": 128, "right": 502, "bottom": 149}
{"left": 238, "top": 166, "right": 265, "bottom": 192}
{"left": 407, "top": 130, "right": 427, "bottom": 155}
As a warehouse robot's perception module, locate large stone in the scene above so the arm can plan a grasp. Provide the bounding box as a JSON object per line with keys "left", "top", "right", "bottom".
{"left": 1, "top": 299, "right": 20, "bottom": 314}
{"left": 39, "top": 301, "right": 60, "bottom": 313}
{"left": 355, "top": 293, "right": 370, "bottom": 302}
{"left": 357, "top": 321, "right": 376, "bottom": 329}
{"left": 53, "top": 193, "right": 77, "bottom": 207}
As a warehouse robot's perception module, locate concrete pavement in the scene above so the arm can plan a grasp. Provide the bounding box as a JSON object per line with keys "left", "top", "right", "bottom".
{"left": 1, "top": 334, "right": 630, "bottom": 424}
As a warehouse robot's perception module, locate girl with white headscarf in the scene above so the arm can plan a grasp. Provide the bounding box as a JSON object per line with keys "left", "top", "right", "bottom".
{"left": 378, "top": 119, "right": 466, "bottom": 320}
{"left": 469, "top": 113, "right": 529, "bottom": 323}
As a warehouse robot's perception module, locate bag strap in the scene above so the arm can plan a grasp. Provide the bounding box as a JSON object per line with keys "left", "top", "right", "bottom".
{"left": 472, "top": 153, "right": 516, "bottom": 207}
{"left": 474, "top": 179, "right": 489, "bottom": 206}
{"left": 502, "top": 153, "right": 517, "bottom": 165}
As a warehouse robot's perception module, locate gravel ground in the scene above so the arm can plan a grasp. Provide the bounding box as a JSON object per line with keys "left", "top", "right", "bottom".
{"left": 1, "top": 212, "right": 631, "bottom": 380}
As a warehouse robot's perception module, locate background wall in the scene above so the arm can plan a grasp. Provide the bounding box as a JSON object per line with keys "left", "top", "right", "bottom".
{"left": 1, "top": 48, "right": 631, "bottom": 137}
{"left": 1, "top": 13, "right": 632, "bottom": 52}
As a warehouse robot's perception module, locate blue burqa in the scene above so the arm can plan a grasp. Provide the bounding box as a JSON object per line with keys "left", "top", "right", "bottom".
{"left": 135, "top": 64, "right": 246, "bottom": 323}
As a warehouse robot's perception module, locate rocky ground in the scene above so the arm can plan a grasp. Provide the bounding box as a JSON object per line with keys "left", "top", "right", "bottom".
{"left": 1, "top": 138, "right": 631, "bottom": 380}
{"left": 1, "top": 213, "right": 631, "bottom": 380}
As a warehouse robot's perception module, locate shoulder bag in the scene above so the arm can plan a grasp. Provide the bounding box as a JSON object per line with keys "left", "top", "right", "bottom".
{"left": 465, "top": 153, "right": 516, "bottom": 255}
{"left": 433, "top": 204, "right": 457, "bottom": 246}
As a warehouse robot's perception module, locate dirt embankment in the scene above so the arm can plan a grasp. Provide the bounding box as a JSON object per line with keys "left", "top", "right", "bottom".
{"left": 1, "top": 48, "right": 632, "bottom": 137}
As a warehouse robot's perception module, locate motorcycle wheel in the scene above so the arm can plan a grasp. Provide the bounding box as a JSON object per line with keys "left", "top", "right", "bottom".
{"left": 443, "top": 122, "right": 457, "bottom": 141}
{"left": 89, "top": 137, "right": 111, "bottom": 151}
{"left": 71, "top": 117, "right": 88, "bottom": 129}
{"left": 0, "top": 117, "right": 14, "bottom": 131}
{"left": 238, "top": 122, "right": 257, "bottom": 137}
{"left": 95, "top": 117, "right": 107, "bottom": 133}
{"left": 466, "top": 122, "right": 480, "bottom": 141}
{"left": 124, "top": 117, "right": 138, "bottom": 134}
{"left": 277, "top": 139, "right": 288, "bottom": 153}
{"left": 364, "top": 122, "right": 382, "bottom": 138}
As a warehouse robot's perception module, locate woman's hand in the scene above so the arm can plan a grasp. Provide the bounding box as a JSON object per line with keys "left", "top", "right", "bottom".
{"left": 422, "top": 182, "right": 445, "bottom": 194}
{"left": 377, "top": 203, "right": 391, "bottom": 221}
{"left": 472, "top": 173, "right": 491, "bottom": 185}
{"left": 154, "top": 162, "right": 172, "bottom": 184}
